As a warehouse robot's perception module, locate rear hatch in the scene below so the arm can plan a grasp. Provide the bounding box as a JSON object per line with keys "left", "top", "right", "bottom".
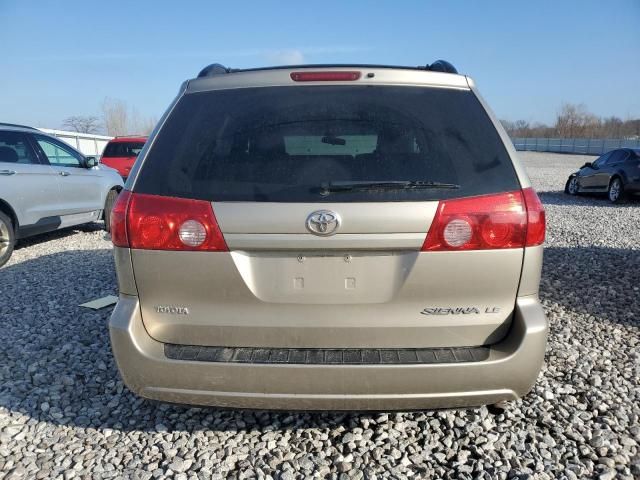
{"left": 128, "top": 79, "right": 526, "bottom": 349}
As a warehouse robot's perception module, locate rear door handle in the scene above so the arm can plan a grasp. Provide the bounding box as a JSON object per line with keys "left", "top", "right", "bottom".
{"left": 59, "top": 171, "right": 71, "bottom": 176}
{"left": 0, "top": 170, "right": 16, "bottom": 176}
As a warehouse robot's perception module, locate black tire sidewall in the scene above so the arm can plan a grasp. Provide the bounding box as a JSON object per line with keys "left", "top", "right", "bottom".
{"left": 104, "top": 190, "right": 118, "bottom": 232}
{"left": 608, "top": 178, "right": 624, "bottom": 203}
{"left": 566, "top": 176, "right": 578, "bottom": 195}
{"left": 0, "top": 211, "right": 15, "bottom": 268}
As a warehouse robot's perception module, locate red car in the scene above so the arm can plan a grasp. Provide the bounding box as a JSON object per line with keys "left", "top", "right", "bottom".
{"left": 100, "top": 136, "right": 147, "bottom": 179}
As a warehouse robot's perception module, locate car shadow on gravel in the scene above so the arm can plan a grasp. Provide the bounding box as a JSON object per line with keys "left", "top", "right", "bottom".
{"left": 0, "top": 246, "right": 637, "bottom": 435}
{"left": 14, "top": 223, "right": 105, "bottom": 251}
{"left": 538, "top": 190, "right": 640, "bottom": 207}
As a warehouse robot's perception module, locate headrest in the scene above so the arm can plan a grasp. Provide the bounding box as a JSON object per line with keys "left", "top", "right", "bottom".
{"left": 255, "top": 131, "right": 285, "bottom": 155}
{"left": 0, "top": 146, "right": 19, "bottom": 163}
{"left": 376, "top": 129, "right": 415, "bottom": 155}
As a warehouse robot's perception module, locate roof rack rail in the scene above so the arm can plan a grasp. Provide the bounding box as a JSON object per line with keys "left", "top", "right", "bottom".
{"left": 0, "top": 122, "right": 37, "bottom": 130}
{"left": 426, "top": 60, "right": 458, "bottom": 74}
{"left": 197, "top": 63, "right": 230, "bottom": 78}
{"left": 196, "top": 60, "right": 459, "bottom": 78}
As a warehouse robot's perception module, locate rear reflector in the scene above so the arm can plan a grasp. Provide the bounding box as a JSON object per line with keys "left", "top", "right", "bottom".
{"left": 110, "top": 191, "right": 227, "bottom": 251}
{"left": 290, "top": 71, "right": 361, "bottom": 82}
{"left": 422, "top": 189, "right": 545, "bottom": 251}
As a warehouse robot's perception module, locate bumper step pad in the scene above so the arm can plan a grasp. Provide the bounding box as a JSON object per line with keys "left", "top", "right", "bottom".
{"left": 164, "top": 344, "right": 490, "bottom": 365}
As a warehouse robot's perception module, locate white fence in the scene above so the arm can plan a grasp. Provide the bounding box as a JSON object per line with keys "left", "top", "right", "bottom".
{"left": 37, "top": 128, "right": 113, "bottom": 157}
{"left": 512, "top": 137, "right": 640, "bottom": 156}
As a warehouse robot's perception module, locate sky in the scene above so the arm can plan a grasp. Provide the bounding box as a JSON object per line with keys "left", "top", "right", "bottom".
{"left": 1, "top": 0, "right": 639, "bottom": 131}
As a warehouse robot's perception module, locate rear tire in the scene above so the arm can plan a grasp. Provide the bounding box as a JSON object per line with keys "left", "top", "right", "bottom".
{"left": 0, "top": 211, "right": 15, "bottom": 268}
{"left": 104, "top": 189, "right": 119, "bottom": 232}
{"left": 608, "top": 177, "right": 625, "bottom": 204}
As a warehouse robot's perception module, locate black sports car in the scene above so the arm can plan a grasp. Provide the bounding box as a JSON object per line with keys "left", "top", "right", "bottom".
{"left": 565, "top": 148, "right": 640, "bottom": 203}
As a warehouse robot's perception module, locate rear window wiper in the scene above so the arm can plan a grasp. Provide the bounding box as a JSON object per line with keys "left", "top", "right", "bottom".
{"left": 319, "top": 180, "right": 460, "bottom": 196}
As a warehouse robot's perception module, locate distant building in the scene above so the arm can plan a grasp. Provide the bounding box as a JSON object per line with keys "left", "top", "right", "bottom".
{"left": 37, "top": 128, "right": 113, "bottom": 157}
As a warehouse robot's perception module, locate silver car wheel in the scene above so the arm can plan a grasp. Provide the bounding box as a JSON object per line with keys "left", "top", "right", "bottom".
{"left": 0, "top": 217, "right": 10, "bottom": 257}
{"left": 608, "top": 179, "right": 621, "bottom": 202}
{"left": 568, "top": 177, "right": 579, "bottom": 195}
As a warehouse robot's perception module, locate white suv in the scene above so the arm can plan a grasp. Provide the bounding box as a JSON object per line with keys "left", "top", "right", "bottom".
{"left": 0, "top": 123, "right": 124, "bottom": 267}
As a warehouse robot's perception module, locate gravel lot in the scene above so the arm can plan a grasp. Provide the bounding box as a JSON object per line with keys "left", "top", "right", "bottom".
{"left": 1, "top": 152, "right": 638, "bottom": 480}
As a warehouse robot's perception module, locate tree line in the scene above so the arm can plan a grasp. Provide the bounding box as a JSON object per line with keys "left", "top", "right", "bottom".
{"left": 501, "top": 103, "right": 640, "bottom": 139}
{"left": 61, "top": 98, "right": 157, "bottom": 136}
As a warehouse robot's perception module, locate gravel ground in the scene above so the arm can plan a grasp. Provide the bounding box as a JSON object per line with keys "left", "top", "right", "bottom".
{"left": 1, "top": 151, "right": 639, "bottom": 480}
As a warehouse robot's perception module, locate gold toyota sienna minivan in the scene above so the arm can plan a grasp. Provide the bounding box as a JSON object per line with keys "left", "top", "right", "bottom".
{"left": 109, "top": 61, "right": 547, "bottom": 410}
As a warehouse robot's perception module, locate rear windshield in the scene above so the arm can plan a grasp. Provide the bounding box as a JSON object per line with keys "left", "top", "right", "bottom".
{"left": 103, "top": 141, "right": 145, "bottom": 157}
{"left": 135, "top": 86, "right": 519, "bottom": 202}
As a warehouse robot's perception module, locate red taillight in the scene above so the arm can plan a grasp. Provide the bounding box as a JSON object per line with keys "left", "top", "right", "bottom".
{"left": 522, "top": 187, "right": 546, "bottom": 246}
{"left": 290, "top": 71, "right": 361, "bottom": 82}
{"left": 110, "top": 192, "right": 228, "bottom": 251}
{"left": 422, "top": 191, "right": 529, "bottom": 251}
{"left": 110, "top": 190, "right": 131, "bottom": 247}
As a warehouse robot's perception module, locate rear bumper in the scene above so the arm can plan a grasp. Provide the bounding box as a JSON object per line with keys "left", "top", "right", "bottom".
{"left": 109, "top": 295, "right": 547, "bottom": 410}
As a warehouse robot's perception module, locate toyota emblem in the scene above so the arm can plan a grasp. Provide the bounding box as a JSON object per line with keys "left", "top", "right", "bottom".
{"left": 306, "top": 210, "right": 341, "bottom": 236}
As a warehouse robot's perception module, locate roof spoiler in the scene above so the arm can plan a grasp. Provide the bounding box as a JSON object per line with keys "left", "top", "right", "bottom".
{"left": 197, "top": 60, "right": 459, "bottom": 78}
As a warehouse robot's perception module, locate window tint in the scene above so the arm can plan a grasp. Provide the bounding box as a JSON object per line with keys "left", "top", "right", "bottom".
{"left": 0, "top": 131, "right": 38, "bottom": 164}
{"left": 607, "top": 150, "right": 629, "bottom": 164}
{"left": 103, "top": 142, "right": 145, "bottom": 157}
{"left": 592, "top": 152, "right": 611, "bottom": 168}
{"left": 135, "top": 86, "right": 519, "bottom": 202}
{"left": 35, "top": 135, "right": 83, "bottom": 168}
